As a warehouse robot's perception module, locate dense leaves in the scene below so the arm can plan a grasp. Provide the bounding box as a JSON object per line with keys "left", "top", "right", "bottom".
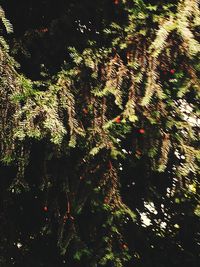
{"left": 0, "top": 1, "right": 199, "bottom": 266}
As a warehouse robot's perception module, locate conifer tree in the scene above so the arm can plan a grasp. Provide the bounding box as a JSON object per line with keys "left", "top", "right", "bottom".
{"left": 0, "top": 1, "right": 199, "bottom": 266}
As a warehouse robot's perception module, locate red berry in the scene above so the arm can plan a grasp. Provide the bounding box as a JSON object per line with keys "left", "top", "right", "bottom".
{"left": 115, "top": 116, "right": 121, "bottom": 123}
{"left": 136, "top": 150, "right": 142, "bottom": 155}
{"left": 122, "top": 243, "right": 128, "bottom": 249}
{"left": 170, "top": 69, "right": 175, "bottom": 74}
{"left": 114, "top": 0, "right": 119, "bottom": 4}
{"left": 43, "top": 206, "right": 48, "bottom": 212}
{"left": 139, "top": 129, "right": 145, "bottom": 134}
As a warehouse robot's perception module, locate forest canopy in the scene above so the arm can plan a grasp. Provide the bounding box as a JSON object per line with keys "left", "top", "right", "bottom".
{"left": 0, "top": 1, "right": 199, "bottom": 266}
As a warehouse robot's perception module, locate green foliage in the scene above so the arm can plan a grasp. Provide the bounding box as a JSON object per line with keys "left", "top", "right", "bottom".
{"left": 0, "top": 6, "right": 13, "bottom": 33}
{"left": 0, "top": 1, "right": 199, "bottom": 266}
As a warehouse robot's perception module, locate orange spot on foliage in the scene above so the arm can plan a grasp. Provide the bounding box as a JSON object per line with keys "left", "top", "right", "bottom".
{"left": 115, "top": 116, "right": 121, "bottom": 123}
{"left": 139, "top": 128, "right": 145, "bottom": 134}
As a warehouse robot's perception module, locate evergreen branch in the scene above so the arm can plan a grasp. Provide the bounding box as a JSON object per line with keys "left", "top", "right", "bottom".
{"left": 0, "top": 6, "right": 13, "bottom": 33}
